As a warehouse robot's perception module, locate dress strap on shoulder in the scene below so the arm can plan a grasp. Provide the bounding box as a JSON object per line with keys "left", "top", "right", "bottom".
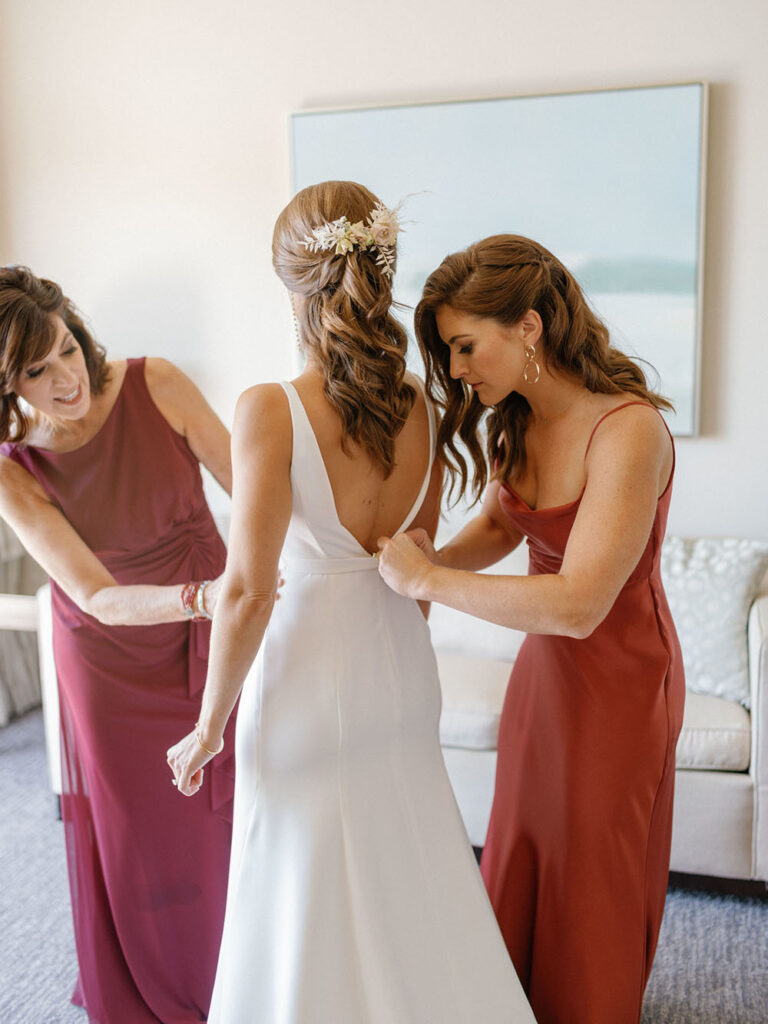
{"left": 584, "top": 402, "right": 670, "bottom": 461}
{"left": 411, "top": 375, "right": 436, "bottom": 458}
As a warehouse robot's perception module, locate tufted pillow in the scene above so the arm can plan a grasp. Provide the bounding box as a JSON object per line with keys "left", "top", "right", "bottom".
{"left": 660, "top": 536, "right": 768, "bottom": 708}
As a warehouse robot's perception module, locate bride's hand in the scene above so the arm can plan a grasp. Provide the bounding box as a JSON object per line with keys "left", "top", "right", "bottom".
{"left": 167, "top": 730, "right": 216, "bottom": 796}
{"left": 404, "top": 527, "right": 439, "bottom": 564}
{"left": 376, "top": 533, "right": 435, "bottom": 600}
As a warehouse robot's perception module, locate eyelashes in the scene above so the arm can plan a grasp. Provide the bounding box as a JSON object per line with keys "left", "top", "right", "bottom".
{"left": 25, "top": 343, "right": 78, "bottom": 379}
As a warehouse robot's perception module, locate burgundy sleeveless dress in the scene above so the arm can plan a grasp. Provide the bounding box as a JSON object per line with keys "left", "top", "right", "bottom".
{"left": 1, "top": 359, "right": 235, "bottom": 1023}
{"left": 480, "top": 403, "right": 685, "bottom": 1024}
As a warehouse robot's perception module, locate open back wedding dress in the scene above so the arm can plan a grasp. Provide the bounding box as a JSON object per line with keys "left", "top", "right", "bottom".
{"left": 207, "top": 380, "right": 535, "bottom": 1024}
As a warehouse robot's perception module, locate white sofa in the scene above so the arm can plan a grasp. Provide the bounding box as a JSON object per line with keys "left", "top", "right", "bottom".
{"left": 430, "top": 532, "right": 768, "bottom": 886}
{"left": 6, "top": 517, "right": 768, "bottom": 886}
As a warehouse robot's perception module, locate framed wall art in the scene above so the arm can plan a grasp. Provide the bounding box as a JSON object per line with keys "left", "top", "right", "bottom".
{"left": 292, "top": 82, "right": 708, "bottom": 434}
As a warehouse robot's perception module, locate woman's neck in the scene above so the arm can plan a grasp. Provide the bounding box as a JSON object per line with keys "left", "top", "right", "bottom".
{"left": 521, "top": 367, "right": 587, "bottom": 427}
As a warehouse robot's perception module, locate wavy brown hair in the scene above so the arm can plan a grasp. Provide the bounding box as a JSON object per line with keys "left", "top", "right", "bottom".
{"left": 0, "top": 266, "right": 110, "bottom": 444}
{"left": 272, "top": 181, "right": 414, "bottom": 477}
{"left": 415, "top": 235, "right": 672, "bottom": 502}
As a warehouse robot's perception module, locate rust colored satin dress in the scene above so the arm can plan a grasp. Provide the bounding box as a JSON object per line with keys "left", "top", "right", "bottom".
{"left": 2, "top": 359, "right": 235, "bottom": 1023}
{"left": 480, "top": 403, "right": 685, "bottom": 1024}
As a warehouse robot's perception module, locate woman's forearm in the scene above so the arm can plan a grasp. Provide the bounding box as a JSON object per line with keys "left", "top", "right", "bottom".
{"left": 415, "top": 565, "right": 594, "bottom": 639}
{"left": 85, "top": 582, "right": 191, "bottom": 625}
{"left": 195, "top": 584, "right": 275, "bottom": 744}
{"left": 438, "top": 512, "right": 521, "bottom": 572}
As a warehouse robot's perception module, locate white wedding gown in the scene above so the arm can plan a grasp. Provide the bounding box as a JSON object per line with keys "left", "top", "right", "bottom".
{"left": 208, "top": 380, "right": 535, "bottom": 1024}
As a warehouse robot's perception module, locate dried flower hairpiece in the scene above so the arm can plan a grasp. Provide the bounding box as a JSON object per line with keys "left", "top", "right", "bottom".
{"left": 300, "top": 201, "right": 403, "bottom": 278}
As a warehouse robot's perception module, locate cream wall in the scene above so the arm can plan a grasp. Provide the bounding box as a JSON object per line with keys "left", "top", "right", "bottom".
{"left": 0, "top": 0, "right": 765, "bottom": 533}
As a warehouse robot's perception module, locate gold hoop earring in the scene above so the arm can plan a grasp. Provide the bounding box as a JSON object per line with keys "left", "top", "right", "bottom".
{"left": 523, "top": 343, "right": 540, "bottom": 384}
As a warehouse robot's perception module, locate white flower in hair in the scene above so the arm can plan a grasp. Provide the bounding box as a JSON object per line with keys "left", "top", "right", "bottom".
{"left": 368, "top": 202, "right": 400, "bottom": 247}
{"left": 301, "top": 201, "right": 403, "bottom": 278}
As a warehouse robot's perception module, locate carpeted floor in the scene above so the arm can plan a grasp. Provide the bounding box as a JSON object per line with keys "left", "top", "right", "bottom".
{"left": 2, "top": 709, "right": 767, "bottom": 1023}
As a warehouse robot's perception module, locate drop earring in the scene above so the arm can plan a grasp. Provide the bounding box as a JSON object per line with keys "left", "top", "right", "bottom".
{"left": 289, "top": 294, "right": 302, "bottom": 353}
{"left": 523, "top": 343, "right": 540, "bottom": 384}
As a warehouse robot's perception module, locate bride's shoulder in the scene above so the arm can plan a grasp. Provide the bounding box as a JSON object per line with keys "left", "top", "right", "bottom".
{"left": 234, "top": 382, "right": 291, "bottom": 435}
{"left": 403, "top": 370, "right": 429, "bottom": 408}
{"left": 403, "top": 371, "right": 440, "bottom": 428}
{"left": 236, "top": 381, "right": 289, "bottom": 412}
{"left": 231, "top": 385, "right": 290, "bottom": 460}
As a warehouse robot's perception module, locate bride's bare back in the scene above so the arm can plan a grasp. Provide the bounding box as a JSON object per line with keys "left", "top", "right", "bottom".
{"left": 291, "top": 370, "right": 438, "bottom": 554}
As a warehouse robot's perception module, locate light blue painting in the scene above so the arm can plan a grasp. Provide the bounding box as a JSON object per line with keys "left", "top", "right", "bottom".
{"left": 292, "top": 83, "right": 707, "bottom": 434}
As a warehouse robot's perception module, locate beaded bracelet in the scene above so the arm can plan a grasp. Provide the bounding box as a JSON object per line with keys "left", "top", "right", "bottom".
{"left": 181, "top": 581, "right": 200, "bottom": 619}
{"left": 180, "top": 581, "right": 212, "bottom": 622}
{"left": 195, "top": 580, "right": 213, "bottom": 621}
{"left": 195, "top": 721, "right": 224, "bottom": 756}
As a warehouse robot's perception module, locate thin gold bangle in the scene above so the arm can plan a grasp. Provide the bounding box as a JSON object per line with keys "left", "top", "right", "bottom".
{"left": 194, "top": 721, "right": 224, "bottom": 756}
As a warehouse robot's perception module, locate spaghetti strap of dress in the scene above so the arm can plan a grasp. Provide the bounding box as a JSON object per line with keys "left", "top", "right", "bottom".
{"left": 584, "top": 401, "right": 673, "bottom": 461}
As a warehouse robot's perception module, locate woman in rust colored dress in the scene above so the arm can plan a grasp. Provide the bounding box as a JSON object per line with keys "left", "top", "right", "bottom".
{"left": 376, "top": 235, "right": 685, "bottom": 1024}
{"left": 0, "top": 266, "right": 235, "bottom": 1023}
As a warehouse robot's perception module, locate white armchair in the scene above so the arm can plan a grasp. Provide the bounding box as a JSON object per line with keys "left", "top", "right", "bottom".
{"left": 431, "top": 535, "right": 768, "bottom": 886}
{"left": 0, "top": 519, "right": 46, "bottom": 726}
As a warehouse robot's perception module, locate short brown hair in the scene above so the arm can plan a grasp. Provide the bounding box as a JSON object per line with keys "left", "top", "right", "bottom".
{"left": 0, "top": 266, "right": 109, "bottom": 443}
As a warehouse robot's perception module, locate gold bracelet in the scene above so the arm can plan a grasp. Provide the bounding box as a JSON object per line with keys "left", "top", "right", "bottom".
{"left": 194, "top": 721, "right": 224, "bottom": 756}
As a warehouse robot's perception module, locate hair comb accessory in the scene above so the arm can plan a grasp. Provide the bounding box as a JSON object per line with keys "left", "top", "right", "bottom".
{"left": 300, "top": 201, "right": 403, "bottom": 278}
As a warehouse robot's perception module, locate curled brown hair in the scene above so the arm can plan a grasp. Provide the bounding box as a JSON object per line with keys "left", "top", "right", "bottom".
{"left": 0, "top": 266, "right": 110, "bottom": 444}
{"left": 415, "top": 235, "right": 672, "bottom": 501}
{"left": 272, "top": 181, "right": 414, "bottom": 477}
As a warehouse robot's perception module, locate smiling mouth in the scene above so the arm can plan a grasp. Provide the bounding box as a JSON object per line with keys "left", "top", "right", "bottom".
{"left": 55, "top": 385, "right": 82, "bottom": 405}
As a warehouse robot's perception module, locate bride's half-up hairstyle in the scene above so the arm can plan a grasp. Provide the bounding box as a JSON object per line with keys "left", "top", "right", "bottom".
{"left": 272, "top": 181, "right": 414, "bottom": 477}
{"left": 415, "top": 234, "right": 672, "bottom": 502}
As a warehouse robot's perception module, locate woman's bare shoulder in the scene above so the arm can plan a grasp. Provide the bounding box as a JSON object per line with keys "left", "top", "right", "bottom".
{"left": 588, "top": 399, "right": 669, "bottom": 448}
{"left": 235, "top": 382, "right": 290, "bottom": 418}
{"left": 142, "top": 356, "right": 190, "bottom": 403}
{"left": 232, "top": 383, "right": 292, "bottom": 445}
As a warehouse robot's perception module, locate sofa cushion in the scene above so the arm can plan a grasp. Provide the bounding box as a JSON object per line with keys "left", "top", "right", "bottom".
{"left": 438, "top": 653, "right": 511, "bottom": 750}
{"left": 428, "top": 516, "right": 529, "bottom": 664}
{"left": 661, "top": 536, "right": 768, "bottom": 708}
{"left": 676, "top": 691, "right": 750, "bottom": 771}
{"left": 438, "top": 656, "right": 751, "bottom": 772}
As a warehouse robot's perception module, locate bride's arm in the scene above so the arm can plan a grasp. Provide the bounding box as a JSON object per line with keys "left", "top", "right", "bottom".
{"left": 167, "top": 383, "right": 292, "bottom": 795}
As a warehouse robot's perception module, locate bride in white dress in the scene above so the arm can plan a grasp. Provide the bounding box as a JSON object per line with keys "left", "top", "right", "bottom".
{"left": 167, "top": 181, "right": 535, "bottom": 1024}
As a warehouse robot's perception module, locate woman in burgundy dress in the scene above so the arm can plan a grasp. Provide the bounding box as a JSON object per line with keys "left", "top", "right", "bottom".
{"left": 377, "top": 235, "right": 685, "bottom": 1024}
{"left": 0, "top": 266, "right": 235, "bottom": 1023}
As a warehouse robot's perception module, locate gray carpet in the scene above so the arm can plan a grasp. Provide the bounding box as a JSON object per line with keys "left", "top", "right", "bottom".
{"left": 1, "top": 710, "right": 767, "bottom": 1023}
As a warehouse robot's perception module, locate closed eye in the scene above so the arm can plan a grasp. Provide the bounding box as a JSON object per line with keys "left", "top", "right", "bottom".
{"left": 25, "top": 339, "right": 77, "bottom": 379}
{"left": 458, "top": 344, "right": 473, "bottom": 355}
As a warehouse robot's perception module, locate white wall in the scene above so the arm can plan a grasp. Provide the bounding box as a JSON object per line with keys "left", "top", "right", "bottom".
{"left": 1, "top": 0, "right": 766, "bottom": 533}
